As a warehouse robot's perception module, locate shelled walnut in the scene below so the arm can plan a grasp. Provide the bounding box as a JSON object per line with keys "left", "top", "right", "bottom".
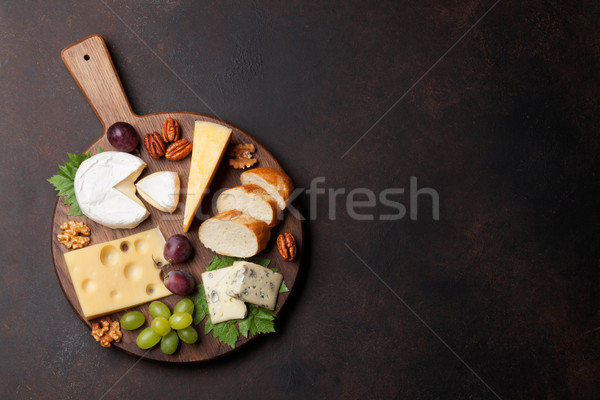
{"left": 91, "top": 317, "right": 122, "bottom": 348}
{"left": 57, "top": 221, "right": 91, "bottom": 249}
{"left": 228, "top": 143, "right": 258, "bottom": 169}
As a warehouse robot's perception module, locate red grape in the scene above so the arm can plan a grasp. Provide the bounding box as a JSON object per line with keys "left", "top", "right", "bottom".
{"left": 107, "top": 122, "right": 139, "bottom": 152}
{"left": 163, "top": 270, "right": 195, "bottom": 295}
{"left": 164, "top": 234, "right": 193, "bottom": 264}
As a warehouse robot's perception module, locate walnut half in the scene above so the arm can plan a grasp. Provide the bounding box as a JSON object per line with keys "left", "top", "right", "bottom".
{"left": 91, "top": 317, "right": 122, "bottom": 348}
{"left": 228, "top": 143, "right": 258, "bottom": 169}
{"left": 57, "top": 221, "right": 91, "bottom": 249}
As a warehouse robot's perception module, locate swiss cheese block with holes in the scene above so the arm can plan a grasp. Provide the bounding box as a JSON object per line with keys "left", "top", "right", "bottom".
{"left": 63, "top": 227, "right": 171, "bottom": 319}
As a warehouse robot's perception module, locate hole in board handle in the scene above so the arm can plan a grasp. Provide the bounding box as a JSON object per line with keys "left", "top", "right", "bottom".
{"left": 83, "top": 54, "right": 90, "bottom": 61}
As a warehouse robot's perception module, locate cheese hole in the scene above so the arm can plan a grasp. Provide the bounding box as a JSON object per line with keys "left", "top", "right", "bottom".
{"left": 134, "top": 239, "right": 148, "bottom": 254}
{"left": 120, "top": 241, "right": 131, "bottom": 253}
{"left": 124, "top": 263, "right": 142, "bottom": 281}
{"left": 82, "top": 279, "right": 96, "bottom": 293}
{"left": 146, "top": 284, "right": 156, "bottom": 295}
{"left": 100, "top": 245, "right": 119, "bottom": 267}
{"left": 109, "top": 290, "right": 120, "bottom": 299}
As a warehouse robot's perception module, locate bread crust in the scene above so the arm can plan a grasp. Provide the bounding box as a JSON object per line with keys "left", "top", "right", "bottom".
{"left": 240, "top": 167, "right": 294, "bottom": 209}
{"left": 199, "top": 210, "right": 271, "bottom": 257}
{"left": 216, "top": 184, "right": 279, "bottom": 227}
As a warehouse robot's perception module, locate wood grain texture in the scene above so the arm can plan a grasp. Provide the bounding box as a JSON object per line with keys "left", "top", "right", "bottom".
{"left": 52, "top": 35, "right": 302, "bottom": 362}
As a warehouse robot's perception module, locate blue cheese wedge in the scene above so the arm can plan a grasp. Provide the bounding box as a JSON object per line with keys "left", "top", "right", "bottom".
{"left": 226, "top": 261, "right": 283, "bottom": 310}
{"left": 201, "top": 267, "right": 247, "bottom": 324}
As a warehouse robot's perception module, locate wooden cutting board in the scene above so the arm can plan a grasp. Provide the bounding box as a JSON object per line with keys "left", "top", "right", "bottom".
{"left": 51, "top": 35, "right": 302, "bottom": 362}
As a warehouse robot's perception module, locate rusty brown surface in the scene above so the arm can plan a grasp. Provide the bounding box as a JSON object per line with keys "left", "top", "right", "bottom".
{"left": 1, "top": 0, "right": 599, "bottom": 399}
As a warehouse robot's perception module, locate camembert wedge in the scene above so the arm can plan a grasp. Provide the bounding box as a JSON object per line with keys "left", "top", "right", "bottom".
{"left": 183, "top": 121, "right": 232, "bottom": 231}
{"left": 136, "top": 171, "right": 180, "bottom": 213}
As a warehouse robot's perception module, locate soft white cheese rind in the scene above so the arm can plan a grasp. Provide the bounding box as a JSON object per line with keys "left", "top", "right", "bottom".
{"left": 74, "top": 151, "right": 149, "bottom": 229}
{"left": 201, "top": 266, "right": 247, "bottom": 324}
{"left": 136, "top": 171, "right": 180, "bottom": 213}
{"left": 226, "top": 261, "right": 283, "bottom": 310}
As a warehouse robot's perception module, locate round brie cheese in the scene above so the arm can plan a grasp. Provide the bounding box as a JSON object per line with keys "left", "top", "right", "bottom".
{"left": 74, "top": 151, "right": 149, "bottom": 229}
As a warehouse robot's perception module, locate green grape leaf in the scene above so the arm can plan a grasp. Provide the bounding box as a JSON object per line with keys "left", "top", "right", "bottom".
{"left": 204, "top": 318, "right": 239, "bottom": 349}
{"left": 279, "top": 281, "right": 290, "bottom": 293}
{"left": 206, "top": 255, "right": 242, "bottom": 271}
{"left": 191, "top": 284, "right": 209, "bottom": 325}
{"left": 197, "top": 255, "right": 281, "bottom": 348}
{"left": 206, "top": 255, "right": 271, "bottom": 271}
{"left": 47, "top": 147, "right": 104, "bottom": 216}
{"left": 250, "top": 258, "right": 271, "bottom": 268}
{"left": 270, "top": 268, "right": 290, "bottom": 293}
{"left": 237, "top": 305, "right": 276, "bottom": 338}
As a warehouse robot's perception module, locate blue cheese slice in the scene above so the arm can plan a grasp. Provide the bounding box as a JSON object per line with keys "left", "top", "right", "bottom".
{"left": 226, "top": 261, "right": 283, "bottom": 310}
{"left": 201, "top": 267, "right": 247, "bottom": 324}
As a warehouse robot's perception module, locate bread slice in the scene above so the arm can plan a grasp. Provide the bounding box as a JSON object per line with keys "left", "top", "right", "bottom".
{"left": 240, "top": 167, "right": 294, "bottom": 210}
{"left": 199, "top": 210, "right": 271, "bottom": 258}
{"left": 216, "top": 184, "right": 279, "bottom": 228}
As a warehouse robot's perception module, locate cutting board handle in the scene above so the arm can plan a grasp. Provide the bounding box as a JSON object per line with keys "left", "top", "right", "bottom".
{"left": 61, "top": 35, "right": 136, "bottom": 127}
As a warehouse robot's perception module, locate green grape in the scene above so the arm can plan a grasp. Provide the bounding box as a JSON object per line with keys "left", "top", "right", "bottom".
{"left": 169, "top": 312, "right": 192, "bottom": 330}
{"left": 160, "top": 331, "right": 179, "bottom": 355}
{"left": 151, "top": 316, "right": 171, "bottom": 336}
{"left": 136, "top": 327, "right": 161, "bottom": 349}
{"left": 149, "top": 301, "right": 171, "bottom": 319}
{"left": 177, "top": 326, "right": 198, "bottom": 344}
{"left": 120, "top": 311, "right": 145, "bottom": 330}
{"left": 173, "top": 298, "right": 194, "bottom": 315}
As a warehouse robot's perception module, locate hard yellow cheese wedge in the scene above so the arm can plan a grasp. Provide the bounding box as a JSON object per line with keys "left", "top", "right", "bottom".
{"left": 183, "top": 121, "right": 232, "bottom": 232}
{"left": 63, "top": 227, "right": 171, "bottom": 319}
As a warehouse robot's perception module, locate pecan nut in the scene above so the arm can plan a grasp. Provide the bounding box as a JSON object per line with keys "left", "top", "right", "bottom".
{"left": 165, "top": 138, "right": 193, "bottom": 161}
{"left": 277, "top": 232, "right": 297, "bottom": 261}
{"left": 144, "top": 132, "right": 166, "bottom": 159}
{"left": 162, "top": 118, "right": 180, "bottom": 143}
{"left": 228, "top": 143, "right": 258, "bottom": 169}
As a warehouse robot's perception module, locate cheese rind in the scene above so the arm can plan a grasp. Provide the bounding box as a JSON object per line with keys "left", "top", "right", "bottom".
{"left": 64, "top": 227, "right": 171, "bottom": 319}
{"left": 201, "top": 267, "right": 247, "bottom": 324}
{"left": 183, "top": 121, "right": 232, "bottom": 231}
{"left": 74, "top": 151, "right": 149, "bottom": 229}
{"left": 136, "top": 171, "right": 180, "bottom": 213}
{"left": 226, "top": 261, "right": 283, "bottom": 310}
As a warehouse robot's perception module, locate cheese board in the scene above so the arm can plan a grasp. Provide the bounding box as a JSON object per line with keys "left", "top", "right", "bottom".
{"left": 50, "top": 35, "right": 302, "bottom": 362}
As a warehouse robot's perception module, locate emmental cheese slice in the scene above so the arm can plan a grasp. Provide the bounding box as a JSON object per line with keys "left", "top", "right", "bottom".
{"left": 226, "top": 261, "right": 283, "bottom": 310}
{"left": 201, "top": 267, "right": 247, "bottom": 324}
{"left": 183, "top": 121, "right": 232, "bottom": 232}
{"left": 63, "top": 227, "right": 171, "bottom": 319}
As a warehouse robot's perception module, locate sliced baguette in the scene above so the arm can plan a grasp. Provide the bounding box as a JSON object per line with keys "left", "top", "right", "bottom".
{"left": 216, "top": 184, "right": 279, "bottom": 228}
{"left": 240, "top": 167, "right": 294, "bottom": 210}
{"left": 199, "top": 210, "right": 271, "bottom": 258}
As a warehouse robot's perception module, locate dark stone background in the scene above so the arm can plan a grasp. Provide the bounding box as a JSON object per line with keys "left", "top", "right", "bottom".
{"left": 1, "top": 1, "right": 598, "bottom": 399}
